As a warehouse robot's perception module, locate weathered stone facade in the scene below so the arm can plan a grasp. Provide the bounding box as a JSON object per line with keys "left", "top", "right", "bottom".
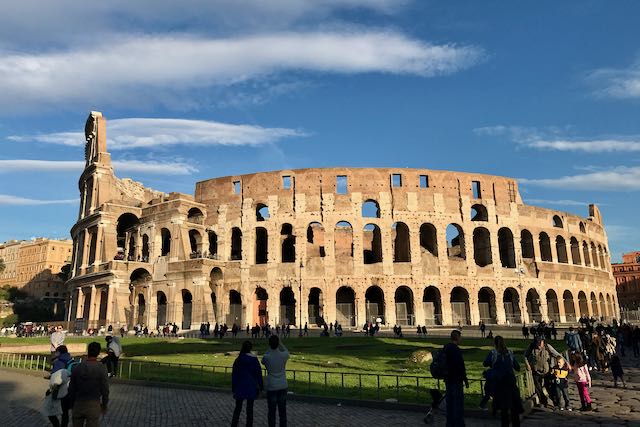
{"left": 66, "top": 112, "right": 619, "bottom": 331}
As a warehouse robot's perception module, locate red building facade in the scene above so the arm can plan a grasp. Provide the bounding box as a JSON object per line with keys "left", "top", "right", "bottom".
{"left": 613, "top": 251, "right": 640, "bottom": 309}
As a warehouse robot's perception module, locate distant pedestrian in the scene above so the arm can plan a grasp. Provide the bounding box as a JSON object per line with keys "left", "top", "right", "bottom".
{"left": 231, "top": 341, "right": 263, "bottom": 427}
{"left": 68, "top": 342, "right": 109, "bottom": 427}
{"left": 480, "top": 321, "right": 486, "bottom": 338}
{"left": 303, "top": 322, "right": 308, "bottom": 337}
{"left": 521, "top": 325, "right": 529, "bottom": 340}
{"left": 50, "top": 325, "right": 66, "bottom": 354}
{"left": 444, "top": 330, "right": 468, "bottom": 427}
{"left": 102, "top": 336, "right": 121, "bottom": 377}
{"left": 610, "top": 354, "right": 626, "bottom": 388}
{"left": 262, "top": 335, "right": 289, "bottom": 427}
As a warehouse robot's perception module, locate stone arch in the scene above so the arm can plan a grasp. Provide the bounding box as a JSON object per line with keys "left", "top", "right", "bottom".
{"left": 187, "top": 207, "right": 203, "bottom": 220}
{"left": 255, "top": 227, "right": 268, "bottom": 264}
{"left": 552, "top": 215, "right": 563, "bottom": 228}
{"left": 188, "top": 229, "right": 202, "bottom": 256}
{"left": 599, "top": 293, "right": 606, "bottom": 319}
{"left": 590, "top": 242, "right": 599, "bottom": 268}
{"left": 450, "top": 286, "right": 470, "bottom": 326}
{"left": 365, "top": 285, "right": 385, "bottom": 324}
{"left": 181, "top": 289, "right": 193, "bottom": 330}
{"left": 478, "top": 287, "right": 497, "bottom": 324}
{"left": 362, "top": 199, "right": 380, "bottom": 218}
{"left": 590, "top": 292, "right": 599, "bottom": 317}
{"left": 570, "top": 237, "right": 580, "bottom": 265}
{"left": 473, "top": 227, "right": 492, "bottom": 267}
{"left": 539, "top": 232, "right": 552, "bottom": 262}
{"left": 279, "top": 287, "right": 296, "bottom": 325}
{"left": 256, "top": 203, "right": 270, "bottom": 221}
{"left": 363, "top": 224, "right": 382, "bottom": 264}
{"left": 254, "top": 287, "right": 268, "bottom": 326}
{"left": 210, "top": 267, "right": 223, "bottom": 286}
{"left": 520, "top": 229, "right": 535, "bottom": 259}
{"left": 446, "top": 224, "right": 465, "bottom": 259}
{"left": 392, "top": 222, "right": 411, "bottom": 262}
{"left": 308, "top": 287, "right": 324, "bottom": 326}
{"left": 606, "top": 294, "right": 614, "bottom": 319}
{"left": 503, "top": 287, "right": 522, "bottom": 324}
{"left": 231, "top": 227, "right": 242, "bottom": 260}
{"left": 582, "top": 241, "right": 591, "bottom": 266}
{"left": 394, "top": 286, "right": 415, "bottom": 326}
{"left": 228, "top": 290, "right": 243, "bottom": 325}
{"left": 335, "top": 221, "right": 354, "bottom": 257}
{"left": 423, "top": 286, "right": 442, "bottom": 325}
{"left": 336, "top": 286, "right": 356, "bottom": 327}
{"left": 526, "top": 289, "right": 542, "bottom": 323}
{"left": 141, "top": 234, "right": 150, "bottom": 261}
{"left": 210, "top": 291, "right": 217, "bottom": 323}
{"left": 281, "top": 223, "right": 296, "bottom": 263}
{"left": 156, "top": 291, "right": 168, "bottom": 326}
{"left": 546, "top": 289, "right": 560, "bottom": 322}
{"left": 555, "top": 236, "right": 568, "bottom": 263}
{"left": 597, "top": 244, "right": 605, "bottom": 269}
{"left": 160, "top": 228, "right": 171, "bottom": 256}
{"left": 116, "top": 213, "right": 139, "bottom": 257}
{"left": 563, "top": 290, "right": 576, "bottom": 322}
{"left": 208, "top": 231, "right": 218, "bottom": 257}
{"left": 579, "top": 222, "right": 586, "bottom": 233}
{"left": 306, "top": 222, "right": 325, "bottom": 258}
{"left": 498, "top": 227, "right": 516, "bottom": 268}
{"left": 419, "top": 223, "right": 438, "bottom": 257}
{"left": 578, "top": 291, "right": 589, "bottom": 317}
{"left": 136, "top": 293, "right": 146, "bottom": 325}
{"left": 470, "top": 204, "right": 488, "bottom": 221}
{"left": 97, "top": 288, "right": 109, "bottom": 325}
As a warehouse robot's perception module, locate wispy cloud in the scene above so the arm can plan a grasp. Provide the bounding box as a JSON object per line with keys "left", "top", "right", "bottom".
{"left": 0, "top": 159, "right": 197, "bottom": 175}
{"left": 587, "top": 59, "right": 640, "bottom": 99}
{"left": 9, "top": 117, "right": 306, "bottom": 149}
{"left": 0, "top": 194, "right": 78, "bottom": 206}
{"left": 520, "top": 166, "right": 640, "bottom": 191}
{"left": 0, "top": 31, "right": 485, "bottom": 111}
{"left": 525, "top": 198, "right": 594, "bottom": 207}
{"left": 474, "top": 125, "right": 640, "bottom": 153}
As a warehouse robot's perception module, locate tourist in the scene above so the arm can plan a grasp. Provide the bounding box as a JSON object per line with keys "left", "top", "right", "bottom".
{"left": 632, "top": 326, "right": 640, "bottom": 358}
{"left": 550, "top": 322, "right": 557, "bottom": 341}
{"left": 480, "top": 321, "right": 486, "bottom": 338}
{"left": 422, "top": 326, "right": 428, "bottom": 337}
{"left": 45, "top": 345, "right": 74, "bottom": 427}
{"left": 610, "top": 354, "right": 626, "bottom": 388}
{"left": 521, "top": 324, "right": 528, "bottom": 340}
{"left": 50, "top": 325, "right": 66, "bottom": 354}
{"left": 489, "top": 336, "right": 522, "bottom": 426}
{"left": 551, "top": 357, "right": 571, "bottom": 411}
{"left": 303, "top": 322, "right": 308, "bottom": 337}
{"left": 444, "top": 330, "right": 468, "bottom": 427}
{"left": 524, "top": 337, "right": 553, "bottom": 407}
{"left": 262, "top": 335, "right": 289, "bottom": 427}
{"left": 231, "top": 341, "right": 263, "bottom": 427}
{"left": 570, "top": 352, "right": 592, "bottom": 411}
{"left": 103, "top": 335, "right": 122, "bottom": 378}
{"left": 564, "top": 327, "right": 583, "bottom": 354}
{"left": 68, "top": 342, "right": 109, "bottom": 427}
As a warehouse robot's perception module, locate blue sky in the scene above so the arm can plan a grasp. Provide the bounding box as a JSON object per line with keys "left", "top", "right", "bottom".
{"left": 0, "top": 1, "right": 639, "bottom": 261}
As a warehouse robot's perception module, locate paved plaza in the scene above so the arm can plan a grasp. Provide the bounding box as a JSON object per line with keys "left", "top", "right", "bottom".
{"left": 3, "top": 356, "right": 640, "bottom": 427}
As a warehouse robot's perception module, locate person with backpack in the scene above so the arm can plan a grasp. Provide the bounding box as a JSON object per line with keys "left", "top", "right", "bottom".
{"left": 262, "top": 335, "right": 290, "bottom": 427}
{"left": 487, "top": 336, "right": 522, "bottom": 426}
{"left": 231, "top": 341, "right": 263, "bottom": 427}
{"left": 45, "top": 345, "right": 75, "bottom": 427}
{"left": 524, "top": 336, "right": 553, "bottom": 407}
{"left": 103, "top": 335, "right": 122, "bottom": 377}
{"left": 443, "top": 330, "right": 468, "bottom": 427}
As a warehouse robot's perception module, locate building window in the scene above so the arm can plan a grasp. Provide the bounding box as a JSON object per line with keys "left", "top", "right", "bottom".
{"left": 391, "top": 174, "right": 402, "bottom": 187}
{"left": 336, "top": 175, "right": 348, "bottom": 194}
{"left": 472, "top": 181, "right": 482, "bottom": 199}
{"left": 282, "top": 175, "right": 291, "bottom": 190}
{"left": 419, "top": 175, "right": 429, "bottom": 188}
{"left": 233, "top": 181, "right": 241, "bottom": 195}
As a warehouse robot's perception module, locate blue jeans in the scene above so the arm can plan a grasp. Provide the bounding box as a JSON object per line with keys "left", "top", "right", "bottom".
{"left": 267, "top": 388, "right": 287, "bottom": 427}
{"left": 446, "top": 381, "right": 465, "bottom": 427}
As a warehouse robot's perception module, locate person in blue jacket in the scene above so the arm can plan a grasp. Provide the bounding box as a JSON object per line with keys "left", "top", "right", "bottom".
{"left": 231, "top": 341, "right": 264, "bottom": 427}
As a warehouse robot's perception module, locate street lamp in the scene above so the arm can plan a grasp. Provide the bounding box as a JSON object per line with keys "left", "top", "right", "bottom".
{"left": 515, "top": 265, "right": 526, "bottom": 324}
{"left": 298, "top": 260, "right": 303, "bottom": 337}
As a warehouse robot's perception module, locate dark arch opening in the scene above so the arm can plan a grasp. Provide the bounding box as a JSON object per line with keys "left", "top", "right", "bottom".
{"left": 503, "top": 287, "right": 522, "bottom": 324}
{"left": 279, "top": 287, "right": 296, "bottom": 325}
{"left": 306, "top": 222, "right": 325, "bottom": 258}
{"left": 555, "top": 236, "right": 568, "bottom": 263}
{"left": 546, "top": 289, "right": 560, "bottom": 322}
{"left": 256, "top": 204, "right": 270, "bottom": 221}
{"left": 281, "top": 223, "right": 296, "bottom": 263}
{"left": 539, "top": 232, "right": 552, "bottom": 262}
{"left": 231, "top": 227, "right": 243, "bottom": 260}
{"left": 446, "top": 224, "right": 465, "bottom": 259}
{"left": 362, "top": 200, "right": 380, "bottom": 218}
{"left": 423, "top": 286, "right": 442, "bottom": 325}
{"left": 473, "top": 227, "right": 492, "bottom": 267}
{"left": 392, "top": 222, "right": 411, "bottom": 262}
{"left": 419, "top": 223, "right": 438, "bottom": 256}
{"left": 526, "top": 289, "right": 542, "bottom": 322}
{"left": 451, "top": 287, "right": 470, "bottom": 325}
{"left": 498, "top": 227, "right": 516, "bottom": 268}
{"left": 570, "top": 237, "right": 580, "bottom": 265}
{"left": 478, "top": 287, "right": 497, "bottom": 324}
{"left": 336, "top": 286, "right": 356, "bottom": 327}
{"left": 395, "top": 286, "right": 415, "bottom": 326}
{"left": 365, "top": 285, "right": 385, "bottom": 324}
{"left": 552, "top": 215, "right": 563, "bottom": 228}
{"left": 160, "top": 228, "right": 171, "bottom": 256}
{"left": 471, "top": 204, "right": 488, "bottom": 221}
{"left": 182, "top": 290, "right": 193, "bottom": 330}
{"left": 363, "top": 224, "right": 382, "bottom": 264}
{"left": 520, "top": 229, "right": 534, "bottom": 259}
{"left": 208, "top": 231, "right": 218, "bottom": 257}
{"left": 157, "top": 291, "right": 167, "bottom": 326}
{"left": 308, "top": 287, "right": 324, "bottom": 326}
{"left": 563, "top": 290, "right": 576, "bottom": 322}
{"left": 228, "top": 290, "right": 242, "bottom": 325}
{"left": 255, "top": 227, "right": 268, "bottom": 264}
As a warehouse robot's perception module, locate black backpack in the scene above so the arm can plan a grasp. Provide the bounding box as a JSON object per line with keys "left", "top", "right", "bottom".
{"left": 430, "top": 347, "right": 448, "bottom": 379}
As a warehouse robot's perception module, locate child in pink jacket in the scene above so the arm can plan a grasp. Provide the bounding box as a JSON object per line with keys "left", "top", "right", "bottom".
{"left": 571, "top": 352, "right": 592, "bottom": 411}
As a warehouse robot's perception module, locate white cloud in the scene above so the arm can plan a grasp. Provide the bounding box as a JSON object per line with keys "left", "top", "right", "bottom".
{"left": 520, "top": 166, "right": 640, "bottom": 191}
{"left": 474, "top": 125, "right": 640, "bottom": 153}
{"left": 525, "top": 198, "right": 593, "bottom": 207}
{"left": 10, "top": 117, "right": 306, "bottom": 149}
{"left": 0, "top": 194, "right": 77, "bottom": 206}
{"left": 0, "top": 159, "right": 197, "bottom": 175}
{"left": 587, "top": 60, "right": 640, "bottom": 99}
{"left": 0, "top": 31, "right": 484, "bottom": 111}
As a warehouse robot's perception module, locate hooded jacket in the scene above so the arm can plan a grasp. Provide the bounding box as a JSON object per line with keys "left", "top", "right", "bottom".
{"left": 232, "top": 352, "right": 264, "bottom": 400}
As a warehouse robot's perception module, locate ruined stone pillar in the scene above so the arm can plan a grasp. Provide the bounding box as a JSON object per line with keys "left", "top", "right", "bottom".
{"left": 538, "top": 291, "right": 549, "bottom": 322}
{"left": 87, "top": 286, "right": 98, "bottom": 326}
{"left": 496, "top": 291, "right": 506, "bottom": 325}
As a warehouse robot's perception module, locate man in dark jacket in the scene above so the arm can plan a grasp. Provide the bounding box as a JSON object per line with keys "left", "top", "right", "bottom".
{"left": 231, "top": 341, "right": 264, "bottom": 427}
{"left": 444, "top": 330, "right": 468, "bottom": 427}
{"left": 68, "top": 341, "right": 109, "bottom": 427}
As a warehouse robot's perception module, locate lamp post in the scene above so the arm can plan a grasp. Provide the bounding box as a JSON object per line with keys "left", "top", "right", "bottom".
{"left": 515, "top": 265, "right": 526, "bottom": 324}
{"left": 298, "top": 260, "right": 303, "bottom": 337}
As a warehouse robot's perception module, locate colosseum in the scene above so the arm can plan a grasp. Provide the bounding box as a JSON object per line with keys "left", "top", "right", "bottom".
{"left": 66, "top": 111, "right": 619, "bottom": 332}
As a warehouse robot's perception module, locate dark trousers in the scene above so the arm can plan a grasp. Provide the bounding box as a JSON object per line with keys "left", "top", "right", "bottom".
{"left": 231, "top": 399, "right": 254, "bottom": 427}
{"left": 531, "top": 373, "right": 547, "bottom": 405}
{"left": 102, "top": 354, "right": 119, "bottom": 375}
{"left": 72, "top": 399, "right": 101, "bottom": 427}
{"left": 500, "top": 408, "right": 520, "bottom": 427}
{"left": 267, "top": 389, "right": 287, "bottom": 427}
{"left": 48, "top": 394, "right": 72, "bottom": 427}
{"left": 633, "top": 342, "right": 639, "bottom": 357}
{"left": 554, "top": 384, "right": 570, "bottom": 408}
{"left": 445, "top": 381, "right": 465, "bottom": 427}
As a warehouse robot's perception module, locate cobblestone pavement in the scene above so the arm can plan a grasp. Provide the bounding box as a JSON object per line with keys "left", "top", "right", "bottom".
{"left": 3, "top": 355, "right": 640, "bottom": 427}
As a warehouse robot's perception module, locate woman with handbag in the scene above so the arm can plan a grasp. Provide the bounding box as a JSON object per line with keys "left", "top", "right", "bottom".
{"left": 231, "top": 341, "right": 264, "bottom": 427}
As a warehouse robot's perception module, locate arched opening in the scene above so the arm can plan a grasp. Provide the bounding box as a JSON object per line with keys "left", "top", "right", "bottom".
{"left": 446, "top": 224, "right": 465, "bottom": 258}
{"left": 210, "top": 292, "right": 217, "bottom": 323}
{"left": 127, "top": 235, "right": 136, "bottom": 261}
{"left": 503, "top": 287, "right": 522, "bottom": 324}
{"left": 254, "top": 287, "right": 269, "bottom": 326}
{"left": 228, "top": 290, "right": 243, "bottom": 325}
{"left": 365, "top": 286, "right": 385, "bottom": 324}
{"left": 582, "top": 241, "right": 591, "bottom": 266}
{"left": 599, "top": 293, "right": 606, "bottom": 319}
{"left": 392, "top": 222, "right": 411, "bottom": 262}
{"left": 450, "top": 287, "right": 470, "bottom": 325}
{"left": 473, "top": 227, "right": 492, "bottom": 267}
{"left": 552, "top": 215, "right": 563, "bottom": 228}
{"left": 546, "top": 289, "right": 560, "bottom": 322}
{"left": 255, "top": 227, "right": 268, "bottom": 264}
{"left": 526, "top": 289, "right": 542, "bottom": 323}
{"left": 210, "top": 267, "right": 223, "bottom": 286}
{"left": 335, "top": 221, "right": 353, "bottom": 257}
{"left": 563, "top": 290, "right": 576, "bottom": 322}
{"left": 231, "top": 227, "right": 243, "bottom": 260}
{"left": 308, "top": 287, "right": 324, "bottom": 326}
{"left": 570, "top": 237, "right": 581, "bottom": 265}
{"left": 606, "top": 294, "right": 614, "bottom": 319}
{"left": 279, "top": 287, "right": 296, "bottom": 325}
{"left": 539, "top": 232, "right": 552, "bottom": 262}
{"left": 579, "top": 222, "right": 586, "bottom": 233}
{"left": 419, "top": 223, "right": 438, "bottom": 257}
{"left": 187, "top": 207, "right": 204, "bottom": 223}
{"left": 116, "top": 213, "right": 139, "bottom": 259}
{"left": 208, "top": 231, "right": 218, "bottom": 258}
{"left": 470, "top": 204, "right": 488, "bottom": 221}
{"left": 157, "top": 291, "right": 167, "bottom": 326}
{"left": 598, "top": 245, "right": 605, "bottom": 270}
{"left": 395, "top": 286, "right": 415, "bottom": 326}
{"left": 281, "top": 223, "right": 296, "bottom": 263}
{"left": 478, "top": 287, "right": 497, "bottom": 324}
{"left": 591, "top": 243, "right": 600, "bottom": 268}
{"left": 498, "top": 227, "right": 516, "bottom": 268}
{"left": 578, "top": 291, "right": 589, "bottom": 317}
{"left": 182, "top": 290, "right": 193, "bottom": 330}
{"left": 189, "top": 229, "right": 202, "bottom": 257}
{"left": 362, "top": 200, "right": 380, "bottom": 218}
{"left": 363, "top": 224, "right": 382, "bottom": 264}
{"left": 81, "top": 288, "right": 92, "bottom": 320}
{"left": 136, "top": 293, "right": 146, "bottom": 325}
{"left": 141, "top": 234, "right": 149, "bottom": 262}
{"left": 520, "top": 229, "right": 535, "bottom": 259}
{"left": 336, "top": 286, "right": 356, "bottom": 327}
{"left": 256, "top": 204, "right": 270, "bottom": 221}
{"left": 423, "top": 286, "right": 442, "bottom": 325}
{"left": 306, "top": 222, "right": 325, "bottom": 258}
{"left": 98, "top": 289, "right": 108, "bottom": 325}
{"left": 590, "top": 292, "right": 599, "bottom": 318}
{"left": 160, "top": 228, "right": 171, "bottom": 256}
{"left": 555, "top": 236, "right": 568, "bottom": 263}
